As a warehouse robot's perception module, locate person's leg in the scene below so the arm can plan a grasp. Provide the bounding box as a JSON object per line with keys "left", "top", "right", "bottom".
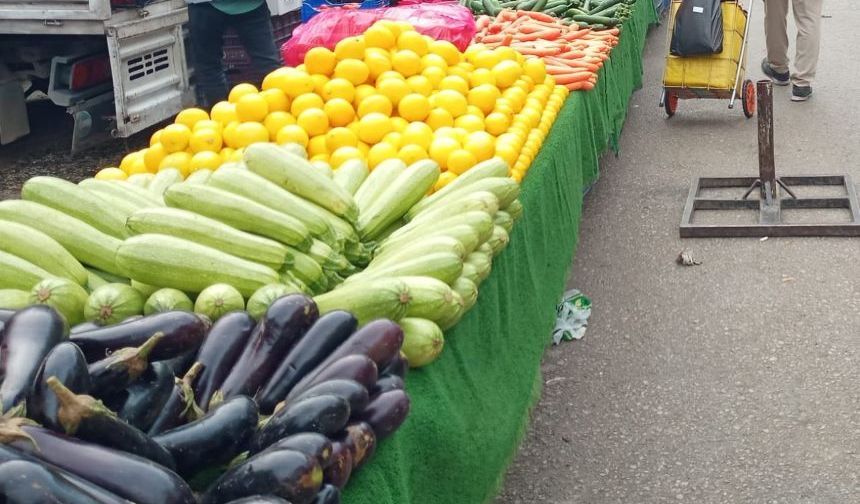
{"left": 790, "top": 0, "right": 824, "bottom": 88}
{"left": 763, "top": 0, "right": 790, "bottom": 74}
{"left": 231, "top": 3, "right": 283, "bottom": 86}
{"left": 188, "top": 3, "right": 230, "bottom": 106}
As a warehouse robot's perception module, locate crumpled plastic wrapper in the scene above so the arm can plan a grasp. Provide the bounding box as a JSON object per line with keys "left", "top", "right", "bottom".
{"left": 551, "top": 289, "right": 592, "bottom": 345}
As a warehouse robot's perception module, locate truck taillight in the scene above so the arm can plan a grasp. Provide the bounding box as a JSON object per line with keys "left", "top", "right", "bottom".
{"left": 69, "top": 55, "right": 112, "bottom": 91}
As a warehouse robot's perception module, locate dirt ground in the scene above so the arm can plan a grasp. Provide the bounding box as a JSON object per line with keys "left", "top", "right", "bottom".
{"left": 0, "top": 100, "right": 151, "bottom": 200}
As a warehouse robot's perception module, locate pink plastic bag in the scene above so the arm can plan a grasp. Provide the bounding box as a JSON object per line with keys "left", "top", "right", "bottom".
{"left": 281, "top": 3, "right": 476, "bottom": 66}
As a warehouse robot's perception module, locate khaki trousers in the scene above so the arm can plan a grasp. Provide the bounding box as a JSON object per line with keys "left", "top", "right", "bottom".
{"left": 763, "top": 0, "right": 824, "bottom": 87}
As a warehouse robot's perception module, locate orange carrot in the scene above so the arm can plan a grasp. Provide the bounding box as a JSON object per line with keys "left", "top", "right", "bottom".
{"left": 518, "top": 10, "right": 557, "bottom": 23}
{"left": 550, "top": 72, "right": 593, "bottom": 84}
{"left": 513, "top": 29, "right": 561, "bottom": 42}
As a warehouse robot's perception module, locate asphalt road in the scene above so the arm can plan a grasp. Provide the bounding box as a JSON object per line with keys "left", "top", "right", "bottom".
{"left": 496, "top": 1, "right": 860, "bottom": 503}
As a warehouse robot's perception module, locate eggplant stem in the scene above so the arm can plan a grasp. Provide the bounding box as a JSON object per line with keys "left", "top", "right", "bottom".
{"left": 179, "top": 362, "right": 205, "bottom": 422}
{"left": 105, "top": 332, "right": 165, "bottom": 380}
{"left": 0, "top": 417, "right": 38, "bottom": 449}
{"left": 46, "top": 376, "right": 116, "bottom": 435}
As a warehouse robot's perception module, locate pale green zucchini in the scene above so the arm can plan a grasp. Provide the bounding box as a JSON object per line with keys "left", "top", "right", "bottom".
{"left": 164, "top": 183, "right": 312, "bottom": 251}
{"left": 22, "top": 176, "right": 128, "bottom": 238}
{"left": 332, "top": 159, "right": 369, "bottom": 195}
{"left": 406, "top": 157, "right": 509, "bottom": 218}
{"left": 390, "top": 190, "right": 499, "bottom": 241}
{"left": 0, "top": 219, "right": 88, "bottom": 286}
{"left": 148, "top": 168, "right": 184, "bottom": 196}
{"left": 357, "top": 160, "right": 440, "bottom": 240}
{"left": 126, "top": 207, "right": 290, "bottom": 269}
{"left": 400, "top": 276, "right": 463, "bottom": 326}
{"left": 0, "top": 200, "right": 123, "bottom": 276}
{"left": 116, "top": 234, "right": 280, "bottom": 297}
{"left": 313, "top": 277, "right": 411, "bottom": 324}
{"left": 207, "top": 168, "right": 338, "bottom": 246}
{"left": 244, "top": 143, "right": 359, "bottom": 223}
{"left": 354, "top": 159, "right": 406, "bottom": 213}
{"left": 346, "top": 252, "right": 463, "bottom": 286}
{"left": 0, "top": 250, "right": 53, "bottom": 291}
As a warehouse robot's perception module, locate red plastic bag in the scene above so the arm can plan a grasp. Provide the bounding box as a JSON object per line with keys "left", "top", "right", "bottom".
{"left": 281, "top": 2, "right": 476, "bottom": 66}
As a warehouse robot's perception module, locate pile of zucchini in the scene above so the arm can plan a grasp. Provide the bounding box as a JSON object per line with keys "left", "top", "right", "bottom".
{"left": 0, "top": 298, "right": 410, "bottom": 503}
{"left": 464, "top": 0, "right": 636, "bottom": 29}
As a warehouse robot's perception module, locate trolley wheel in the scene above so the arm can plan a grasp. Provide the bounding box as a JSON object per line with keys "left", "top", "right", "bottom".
{"left": 664, "top": 89, "right": 678, "bottom": 118}
{"left": 742, "top": 79, "right": 756, "bottom": 118}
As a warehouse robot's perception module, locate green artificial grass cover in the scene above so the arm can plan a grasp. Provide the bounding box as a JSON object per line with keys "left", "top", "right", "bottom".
{"left": 343, "top": 2, "right": 658, "bottom": 502}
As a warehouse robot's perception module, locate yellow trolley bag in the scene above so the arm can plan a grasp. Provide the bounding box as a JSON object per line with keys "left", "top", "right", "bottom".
{"left": 660, "top": 0, "right": 756, "bottom": 118}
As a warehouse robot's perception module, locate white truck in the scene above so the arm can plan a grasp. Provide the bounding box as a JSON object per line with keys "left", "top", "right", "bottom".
{"left": 0, "top": 0, "right": 193, "bottom": 151}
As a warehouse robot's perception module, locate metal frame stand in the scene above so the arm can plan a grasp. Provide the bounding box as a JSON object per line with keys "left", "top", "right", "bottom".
{"left": 680, "top": 80, "right": 860, "bottom": 237}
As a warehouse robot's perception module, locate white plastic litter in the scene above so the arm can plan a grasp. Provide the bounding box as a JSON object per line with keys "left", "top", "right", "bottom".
{"left": 551, "top": 289, "right": 592, "bottom": 345}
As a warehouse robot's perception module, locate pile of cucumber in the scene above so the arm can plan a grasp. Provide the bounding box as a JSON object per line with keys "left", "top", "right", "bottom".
{"left": 563, "top": 0, "right": 635, "bottom": 28}
{"left": 465, "top": 0, "right": 636, "bottom": 30}
{"left": 0, "top": 298, "right": 410, "bottom": 503}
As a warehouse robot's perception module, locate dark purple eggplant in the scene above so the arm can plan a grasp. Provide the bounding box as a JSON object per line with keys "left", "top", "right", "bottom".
{"left": 370, "top": 375, "right": 404, "bottom": 397}
{"left": 201, "top": 449, "right": 322, "bottom": 504}
{"left": 225, "top": 498, "right": 291, "bottom": 504}
{"left": 0, "top": 459, "right": 112, "bottom": 503}
{"left": 4, "top": 423, "right": 195, "bottom": 504}
{"left": 285, "top": 320, "right": 401, "bottom": 402}
{"left": 218, "top": 295, "right": 318, "bottom": 400}
{"left": 193, "top": 311, "right": 256, "bottom": 411}
{"left": 88, "top": 333, "right": 162, "bottom": 398}
{"left": 0, "top": 445, "right": 129, "bottom": 503}
{"left": 322, "top": 441, "right": 352, "bottom": 489}
{"left": 164, "top": 350, "right": 196, "bottom": 377}
{"left": 290, "top": 355, "right": 378, "bottom": 402}
{"left": 311, "top": 484, "right": 341, "bottom": 504}
{"left": 263, "top": 433, "right": 332, "bottom": 468}
{"left": 46, "top": 377, "right": 175, "bottom": 469}
{"left": 71, "top": 311, "right": 208, "bottom": 362}
{"left": 27, "top": 342, "right": 91, "bottom": 431}
{"left": 294, "top": 379, "right": 369, "bottom": 418}
{"left": 336, "top": 422, "right": 376, "bottom": 470}
{"left": 256, "top": 311, "right": 357, "bottom": 414}
{"left": 358, "top": 389, "right": 410, "bottom": 441}
{"left": 71, "top": 321, "right": 102, "bottom": 334}
{"left": 148, "top": 362, "right": 204, "bottom": 436}
{"left": 153, "top": 395, "right": 258, "bottom": 478}
{"left": 250, "top": 395, "right": 350, "bottom": 454}
{"left": 0, "top": 308, "right": 14, "bottom": 323}
{"left": 380, "top": 351, "right": 409, "bottom": 378}
{"left": 0, "top": 305, "right": 66, "bottom": 414}
{"left": 118, "top": 361, "right": 174, "bottom": 432}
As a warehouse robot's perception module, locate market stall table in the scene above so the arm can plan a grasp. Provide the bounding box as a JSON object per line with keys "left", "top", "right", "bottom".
{"left": 343, "top": 0, "right": 659, "bottom": 502}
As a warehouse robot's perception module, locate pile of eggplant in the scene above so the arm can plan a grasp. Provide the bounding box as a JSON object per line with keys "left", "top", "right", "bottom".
{"left": 0, "top": 295, "right": 411, "bottom": 504}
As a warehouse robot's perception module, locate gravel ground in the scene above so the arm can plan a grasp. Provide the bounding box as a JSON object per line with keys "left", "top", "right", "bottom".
{"left": 497, "top": 2, "right": 860, "bottom": 503}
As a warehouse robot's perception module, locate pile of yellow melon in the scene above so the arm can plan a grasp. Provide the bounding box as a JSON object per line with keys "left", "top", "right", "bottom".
{"left": 102, "top": 20, "right": 568, "bottom": 186}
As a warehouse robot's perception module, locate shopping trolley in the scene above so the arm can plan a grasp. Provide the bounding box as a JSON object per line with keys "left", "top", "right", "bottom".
{"left": 659, "top": 0, "right": 756, "bottom": 118}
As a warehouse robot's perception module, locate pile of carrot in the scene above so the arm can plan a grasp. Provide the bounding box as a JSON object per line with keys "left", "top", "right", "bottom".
{"left": 473, "top": 10, "right": 620, "bottom": 90}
